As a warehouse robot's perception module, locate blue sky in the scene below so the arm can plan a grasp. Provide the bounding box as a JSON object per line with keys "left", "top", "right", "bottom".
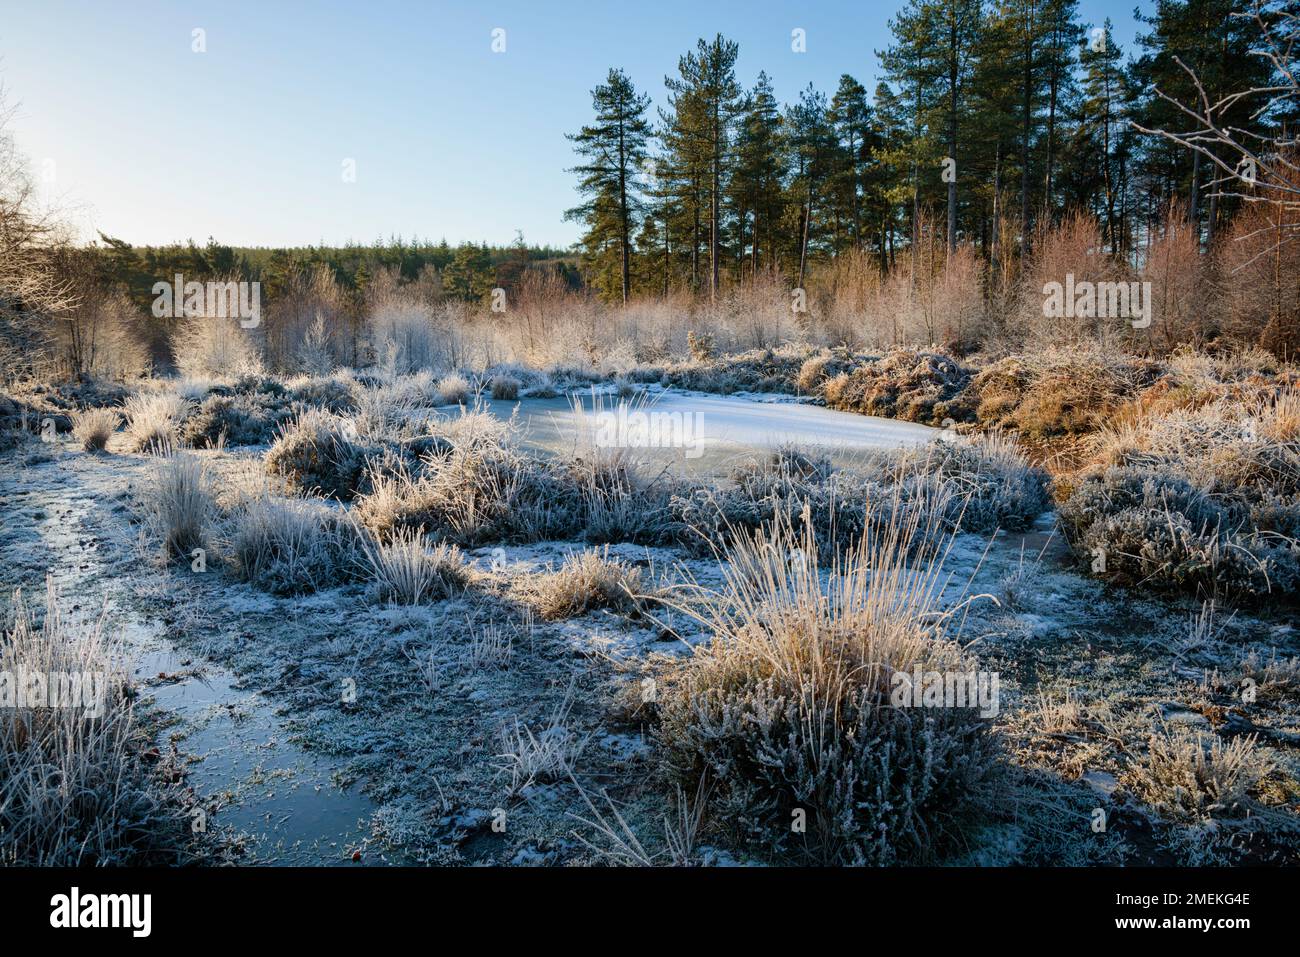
{"left": 3, "top": 0, "right": 1144, "bottom": 249}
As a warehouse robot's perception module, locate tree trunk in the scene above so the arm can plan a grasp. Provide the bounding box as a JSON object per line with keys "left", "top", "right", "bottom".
{"left": 947, "top": 18, "right": 958, "bottom": 254}
{"left": 617, "top": 115, "right": 630, "bottom": 304}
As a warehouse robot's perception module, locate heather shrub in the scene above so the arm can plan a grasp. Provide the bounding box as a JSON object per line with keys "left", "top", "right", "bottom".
{"left": 1060, "top": 466, "right": 1296, "bottom": 600}
{"left": 1124, "top": 725, "right": 1272, "bottom": 825}
{"left": 1061, "top": 395, "right": 1300, "bottom": 600}
{"left": 265, "top": 408, "right": 375, "bottom": 500}
{"left": 179, "top": 392, "right": 293, "bottom": 448}
{"left": 656, "top": 344, "right": 812, "bottom": 395}
{"left": 670, "top": 437, "right": 1048, "bottom": 557}
{"left": 289, "top": 372, "right": 359, "bottom": 413}
{"left": 821, "top": 348, "right": 974, "bottom": 426}
{"left": 891, "top": 433, "right": 1051, "bottom": 533}
{"left": 972, "top": 349, "right": 1162, "bottom": 438}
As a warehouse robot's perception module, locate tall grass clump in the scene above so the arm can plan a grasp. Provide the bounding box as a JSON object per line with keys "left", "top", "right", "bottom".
{"left": 355, "top": 406, "right": 587, "bottom": 545}
{"left": 1, "top": 582, "right": 181, "bottom": 864}
{"left": 70, "top": 407, "right": 120, "bottom": 452}
{"left": 436, "top": 372, "right": 472, "bottom": 406}
{"left": 123, "top": 392, "right": 188, "bottom": 453}
{"left": 361, "top": 526, "right": 467, "bottom": 604}
{"left": 489, "top": 374, "right": 521, "bottom": 400}
{"left": 139, "top": 453, "right": 212, "bottom": 561}
{"left": 655, "top": 483, "right": 1000, "bottom": 864}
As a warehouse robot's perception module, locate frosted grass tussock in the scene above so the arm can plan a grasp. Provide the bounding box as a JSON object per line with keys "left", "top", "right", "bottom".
{"left": 265, "top": 407, "right": 371, "bottom": 499}
{"left": 228, "top": 493, "right": 361, "bottom": 594}
{"left": 436, "top": 372, "right": 472, "bottom": 406}
{"left": 362, "top": 525, "right": 467, "bottom": 604}
{"left": 497, "top": 689, "right": 586, "bottom": 796}
{"left": 123, "top": 393, "right": 188, "bottom": 454}
{"left": 71, "top": 407, "right": 121, "bottom": 452}
{"left": 655, "top": 478, "right": 1001, "bottom": 864}
{"left": 0, "top": 581, "right": 161, "bottom": 865}
{"left": 138, "top": 453, "right": 212, "bottom": 561}
{"left": 525, "top": 548, "right": 646, "bottom": 621}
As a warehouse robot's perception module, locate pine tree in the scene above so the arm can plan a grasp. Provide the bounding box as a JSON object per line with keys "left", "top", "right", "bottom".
{"left": 829, "top": 75, "right": 872, "bottom": 251}
{"left": 1074, "top": 19, "right": 1128, "bottom": 250}
{"left": 565, "top": 68, "right": 653, "bottom": 304}
{"left": 730, "top": 72, "right": 787, "bottom": 282}
{"left": 665, "top": 35, "right": 743, "bottom": 301}
{"left": 443, "top": 243, "right": 493, "bottom": 302}
{"left": 786, "top": 85, "right": 836, "bottom": 288}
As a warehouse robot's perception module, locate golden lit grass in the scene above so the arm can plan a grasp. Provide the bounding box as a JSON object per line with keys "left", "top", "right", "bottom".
{"left": 70, "top": 407, "right": 120, "bottom": 452}
{"left": 123, "top": 393, "right": 188, "bottom": 453}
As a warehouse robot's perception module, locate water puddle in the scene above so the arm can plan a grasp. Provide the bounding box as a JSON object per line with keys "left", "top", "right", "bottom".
{"left": 3, "top": 460, "right": 397, "bottom": 866}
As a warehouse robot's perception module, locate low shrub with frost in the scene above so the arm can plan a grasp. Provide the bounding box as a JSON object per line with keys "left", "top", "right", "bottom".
{"left": 1061, "top": 394, "right": 1300, "bottom": 600}
{"left": 671, "top": 437, "right": 1048, "bottom": 558}
{"left": 355, "top": 411, "right": 587, "bottom": 545}
{"left": 265, "top": 408, "right": 375, "bottom": 499}
{"left": 361, "top": 526, "right": 467, "bottom": 604}
{"left": 1124, "top": 724, "right": 1272, "bottom": 824}
{"left": 179, "top": 391, "right": 293, "bottom": 448}
{"left": 351, "top": 381, "right": 421, "bottom": 441}
{"left": 971, "top": 348, "right": 1159, "bottom": 437}
{"left": 821, "top": 348, "right": 974, "bottom": 426}
{"left": 489, "top": 374, "right": 521, "bottom": 400}
{"left": 655, "top": 486, "right": 1000, "bottom": 864}
{"left": 71, "top": 407, "right": 120, "bottom": 451}
{"left": 288, "top": 370, "right": 359, "bottom": 413}
{"left": 893, "top": 432, "right": 1051, "bottom": 533}
{"left": 123, "top": 393, "right": 188, "bottom": 453}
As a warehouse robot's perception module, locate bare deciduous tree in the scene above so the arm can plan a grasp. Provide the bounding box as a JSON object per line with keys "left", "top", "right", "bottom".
{"left": 1131, "top": 1, "right": 1299, "bottom": 266}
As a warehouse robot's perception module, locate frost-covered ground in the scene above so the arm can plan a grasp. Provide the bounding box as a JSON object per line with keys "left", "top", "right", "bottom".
{"left": 2, "top": 391, "right": 1296, "bottom": 866}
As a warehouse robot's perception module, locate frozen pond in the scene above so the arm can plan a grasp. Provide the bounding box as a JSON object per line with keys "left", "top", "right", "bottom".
{"left": 466, "top": 390, "right": 939, "bottom": 476}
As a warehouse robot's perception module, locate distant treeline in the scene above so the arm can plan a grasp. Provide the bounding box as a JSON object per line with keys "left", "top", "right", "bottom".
{"left": 88, "top": 234, "right": 580, "bottom": 313}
